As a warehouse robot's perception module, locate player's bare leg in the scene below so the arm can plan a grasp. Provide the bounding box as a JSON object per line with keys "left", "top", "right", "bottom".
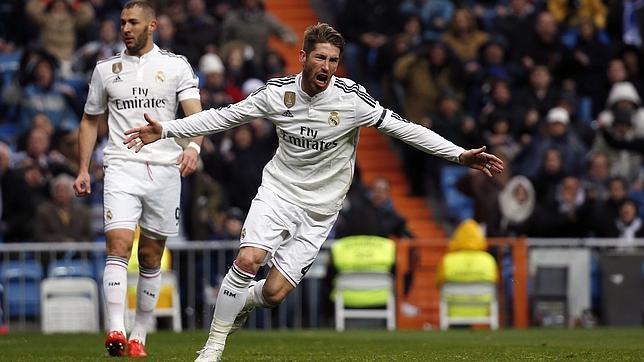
{"left": 128, "top": 231, "right": 165, "bottom": 357}
{"left": 196, "top": 246, "right": 266, "bottom": 361}
{"left": 103, "top": 229, "right": 134, "bottom": 357}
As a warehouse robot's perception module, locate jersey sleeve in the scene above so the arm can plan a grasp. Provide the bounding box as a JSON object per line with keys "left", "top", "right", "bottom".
{"left": 84, "top": 67, "right": 107, "bottom": 115}
{"left": 162, "top": 85, "right": 270, "bottom": 138}
{"left": 176, "top": 57, "right": 200, "bottom": 102}
{"left": 376, "top": 109, "right": 465, "bottom": 163}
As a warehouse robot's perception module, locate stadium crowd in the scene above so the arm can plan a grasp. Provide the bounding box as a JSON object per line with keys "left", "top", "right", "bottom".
{"left": 0, "top": 0, "right": 642, "bottom": 248}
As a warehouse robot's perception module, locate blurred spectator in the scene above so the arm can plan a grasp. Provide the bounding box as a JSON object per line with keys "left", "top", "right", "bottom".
{"left": 221, "top": 0, "right": 296, "bottom": 70}
{"left": 600, "top": 82, "right": 644, "bottom": 136}
{"left": 515, "top": 65, "right": 560, "bottom": 139}
{"left": 536, "top": 175, "right": 593, "bottom": 237}
{"left": 155, "top": 14, "right": 178, "bottom": 52}
{"left": 220, "top": 40, "right": 260, "bottom": 86}
{"left": 516, "top": 11, "right": 565, "bottom": 76}
{"left": 335, "top": 176, "right": 412, "bottom": 239}
{"left": 393, "top": 40, "right": 462, "bottom": 121}
{"left": 591, "top": 176, "right": 629, "bottom": 236}
{"left": 529, "top": 147, "right": 567, "bottom": 206}
{"left": 174, "top": 0, "right": 220, "bottom": 65}
{"left": 339, "top": 0, "right": 398, "bottom": 98}
{"left": 213, "top": 207, "right": 245, "bottom": 241}
{"left": 34, "top": 173, "right": 92, "bottom": 242}
{"left": 25, "top": 0, "right": 95, "bottom": 77}
{"left": 548, "top": 0, "right": 607, "bottom": 29}
{"left": 198, "top": 53, "right": 241, "bottom": 109}
{"left": 0, "top": 142, "right": 37, "bottom": 242}
{"left": 593, "top": 108, "right": 643, "bottom": 184}
{"left": 457, "top": 148, "right": 511, "bottom": 236}
{"left": 515, "top": 107, "right": 588, "bottom": 178}
{"left": 478, "top": 79, "right": 521, "bottom": 135}
{"left": 482, "top": 111, "right": 521, "bottom": 161}
{"left": 498, "top": 175, "right": 536, "bottom": 235}
{"left": 440, "top": 8, "right": 489, "bottom": 64}
{"left": 582, "top": 151, "right": 612, "bottom": 202}
{"left": 494, "top": 0, "right": 537, "bottom": 57}
{"left": 18, "top": 55, "right": 79, "bottom": 133}
{"left": 610, "top": 198, "right": 644, "bottom": 249}
{"left": 72, "top": 19, "right": 124, "bottom": 77}
{"left": 398, "top": 0, "right": 454, "bottom": 40}
{"left": 562, "top": 16, "right": 611, "bottom": 114}
{"left": 431, "top": 91, "right": 482, "bottom": 150}
{"left": 619, "top": 45, "right": 644, "bottom": 96}
{"left": 219, "top": 125, "right": 264, "bottom": 212}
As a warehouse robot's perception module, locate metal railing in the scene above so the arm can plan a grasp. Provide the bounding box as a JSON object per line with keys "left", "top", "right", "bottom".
{"left": 0, "top": 240, "right": 333, "bottom": 332}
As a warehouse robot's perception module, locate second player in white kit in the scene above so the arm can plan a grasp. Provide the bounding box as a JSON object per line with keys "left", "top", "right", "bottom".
{"left": 124, "top": 23, "right": 504, "bottom": 361}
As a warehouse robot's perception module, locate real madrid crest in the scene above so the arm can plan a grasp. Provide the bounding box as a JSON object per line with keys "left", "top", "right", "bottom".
{"left": 112, "top": 62, "right": 122, "bottom": 74}
{"left": 283, "top": 91, "right": 296, "bottom": 108}
{"left": 155, "top": 71, "right": 166, "bottom": 82}
{"left": 328, "top": 111, "right": 340, "bottom": 126}
{"left": 106, "top": 210, "right": 113, "bottom": 220}
{"left": 240, "top": 228, "right": 246, "bottom": 240}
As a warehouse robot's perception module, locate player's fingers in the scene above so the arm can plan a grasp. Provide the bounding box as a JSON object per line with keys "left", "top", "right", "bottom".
{"left": 123, "top": 133, "right": 138, "bottom": 145}
{"left": 124, "top": 127, "right": 140, "bottom": 136}
{"left": 144, "top": 113, "right": 156, "bottom": 125}
{"left": 135, "top": 142, "right": 144, "bottom": 153}
{"left": 176, "top": 153, "right": 184, "bottom": 165}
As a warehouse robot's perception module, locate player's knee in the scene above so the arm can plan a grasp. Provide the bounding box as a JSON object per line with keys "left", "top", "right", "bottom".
{"left": 106, "top": 238, "right": 132, "bottom": 259}
{"left": 235, "top": 248, "right": 265, "bottom": 274}
{"left": 137, "top": 248, "right": 162, "bottom": 269}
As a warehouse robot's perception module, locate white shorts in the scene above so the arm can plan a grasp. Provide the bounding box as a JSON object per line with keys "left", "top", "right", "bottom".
{"left": 240, "top": 186, "right": 338, "bottom": 286}
{"left": 103, "top": 159, "right": 181, "bottom": 237}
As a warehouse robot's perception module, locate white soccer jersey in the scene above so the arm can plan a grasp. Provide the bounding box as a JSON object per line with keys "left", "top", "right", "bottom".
{"left": 162, "top": 74, "right": 465, "bottom": 215}
{"left": 84, "top": 45, "right": 200, "bottom": 165}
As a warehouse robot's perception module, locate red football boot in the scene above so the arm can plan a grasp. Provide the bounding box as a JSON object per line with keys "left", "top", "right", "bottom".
{"left": 104, "top": 331, "right": 126, "bottom": 357}
{"left": 128, "top": 339, "right": 148, "bottom": 358}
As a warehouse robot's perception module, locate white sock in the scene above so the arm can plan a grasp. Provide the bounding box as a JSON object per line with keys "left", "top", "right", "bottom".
{"left": 103, "top": 256, "right": 128, "bottom": 336}
{"left": 129, "top": 266, "right": 161, "bottom": 345}
{"left": 248, "top": 279, "right": 274, "bottom": 308}
{"left": 206, "top": 262, "right": 255, "bottom": 346}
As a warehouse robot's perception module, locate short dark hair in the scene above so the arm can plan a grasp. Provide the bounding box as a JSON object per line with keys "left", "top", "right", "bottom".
{"left": 123, "top": 0, "right": 156, "bottom": 19}
{"left": 302, "top": 23, "right": 345, "bottom": 56}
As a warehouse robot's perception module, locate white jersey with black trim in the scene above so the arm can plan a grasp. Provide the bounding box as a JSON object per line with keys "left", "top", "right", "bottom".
{"left": 84, "top": 45, "right": 200, "bottom": 165}
{"left": 162, "top": 74, "right": 465, "bottom": 215}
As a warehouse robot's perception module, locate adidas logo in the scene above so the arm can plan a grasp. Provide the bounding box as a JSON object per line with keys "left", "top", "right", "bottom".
{"left": 113, "top": 75, "right": 122, "bottom": 83}
{"left": 282, "top": 110, "right": 294, "bottom": 117}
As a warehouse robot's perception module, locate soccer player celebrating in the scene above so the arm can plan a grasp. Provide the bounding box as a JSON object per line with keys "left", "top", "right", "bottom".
{"left": 124, "top": 23, "right": 503, "bottom": 361}
{"left": 73, "top": 1, "right": 203, "bottom": 357}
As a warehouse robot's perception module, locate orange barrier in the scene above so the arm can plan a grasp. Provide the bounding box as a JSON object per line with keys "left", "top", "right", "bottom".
{"left": 395, "top": 237, "right": 528, "bottom": 329}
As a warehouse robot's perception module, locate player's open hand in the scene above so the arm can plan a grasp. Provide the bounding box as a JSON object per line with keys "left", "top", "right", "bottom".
{"left": 123, "top": 113, "right": 163, "bottom": 152}
{"left": 177, "top": 147, "right": 199, "bottom": 177}
{"left": 459, "top": 146, "right": 504, "bottom": 177}
{"left": 73, "top": 171, "right": 91, "bottom": 197}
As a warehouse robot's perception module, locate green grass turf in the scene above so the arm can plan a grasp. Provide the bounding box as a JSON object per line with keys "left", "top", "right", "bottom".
{"left": 1, "top": 328, "right": 643, "bottom": 361}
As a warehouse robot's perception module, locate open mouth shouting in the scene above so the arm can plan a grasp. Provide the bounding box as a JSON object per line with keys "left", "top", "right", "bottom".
{"left": 315, "top": 73, "right": 329, "bottom": 88}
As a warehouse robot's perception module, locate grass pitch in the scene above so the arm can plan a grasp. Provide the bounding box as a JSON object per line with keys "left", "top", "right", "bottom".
{"left": 1, "top": 328, "right": 643, "bottom": 361}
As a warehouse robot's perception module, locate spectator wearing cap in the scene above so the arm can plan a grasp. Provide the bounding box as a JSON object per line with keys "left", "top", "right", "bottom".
{"left": 598, "top": 82, "right": 644, "bottom": 137}
{"left": 593, "top": 107, "right": 643, "bottom": 184}
{"left": 514, "top": 107, "right": 587, "bottom": 178}
{"left": 198, "top": 53, "right": 241, "bottom": 110}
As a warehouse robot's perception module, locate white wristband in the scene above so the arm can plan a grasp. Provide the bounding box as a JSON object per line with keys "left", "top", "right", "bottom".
{"left": 187, "top": 141, "right": 201, "bottom": 154}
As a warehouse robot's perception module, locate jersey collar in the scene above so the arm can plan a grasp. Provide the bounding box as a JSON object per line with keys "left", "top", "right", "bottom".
{"left": 121, "top": 44, "right": 159, "bottom": 62}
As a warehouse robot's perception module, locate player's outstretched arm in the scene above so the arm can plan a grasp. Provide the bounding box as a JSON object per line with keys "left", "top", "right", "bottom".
{"left": 459, "top": 146, "right": 504, "bottom": 177}
{"left": 124, "top": 113, "right": 163, "bottom": 152}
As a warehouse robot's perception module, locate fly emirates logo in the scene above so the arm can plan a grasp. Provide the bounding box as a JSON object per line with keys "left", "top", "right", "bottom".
{"left": 114, "top": 87, "right": 167, "bottom": 110}
{"left": 280, "top": 126, "right": 338, "bottom": 151}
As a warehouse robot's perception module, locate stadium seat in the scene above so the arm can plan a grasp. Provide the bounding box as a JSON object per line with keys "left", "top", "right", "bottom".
{"left": 48, "top": 260, "right": 95, "bottom": 279}
{"left": 439, "top": 282, "right": 499, "bottom": 330}
{"left": 0, "top": 260, "right": 43, "bottom": 318}
{"left": 439, "top": 166, "right": 474, "bottom": 222}
{"left": 331, "top": 236, "right": 396, "bottom": 331}
{"left": 40, "top": 277, "right": 100, "bottom": 333}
